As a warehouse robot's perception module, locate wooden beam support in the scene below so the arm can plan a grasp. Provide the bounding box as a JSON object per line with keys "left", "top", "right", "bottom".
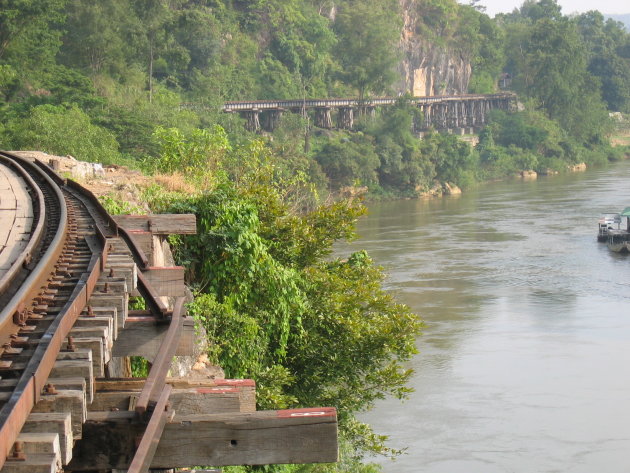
{"left": 69, "top": 408, "right": 338, "bottom": 470}
{"left": 111, "top": 316, "right": 194, "bottom": 361}
{"left": 125, "top": 230, "right": 153, "bottom": 259}
{"left": 136, "top": 270, "right": 169, "bottom": 316}
{"left": 113, "top": 214, "right": 197, "bottom": 235}
{"left": 89, "top": 384, "right": 255, "bottom": 414}
{"left": 137, "top": 266, "right": 185, "bottom": 297}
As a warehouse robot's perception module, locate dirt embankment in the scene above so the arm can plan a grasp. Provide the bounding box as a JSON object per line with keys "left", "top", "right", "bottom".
{"left": 12, "top": 151, "right": 151, "bottom": 210}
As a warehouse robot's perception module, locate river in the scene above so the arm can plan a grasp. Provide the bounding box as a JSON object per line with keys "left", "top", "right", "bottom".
{"left": 337, "top": 160, "right": 630, "bottom": 472}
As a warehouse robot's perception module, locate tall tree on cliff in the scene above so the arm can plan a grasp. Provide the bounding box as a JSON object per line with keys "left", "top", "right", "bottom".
{"left": 502, "top": 1, "right": 610, "bottom": 143}
{"left": 333, "top": 0, "right": 401, "bottom": 100}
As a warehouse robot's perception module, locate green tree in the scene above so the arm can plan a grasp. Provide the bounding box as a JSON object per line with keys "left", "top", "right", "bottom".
{"left": 2, "top": 105, "right": 121, "bottom": 164}
{"left": 333, "top": 0, "right": 401, "bottom": 99}
{"left": 147, "top": 132, "right": 422, "bottom": 462}
{"left": 313, "top": 134, "right": 380, "bottom": 189}
{"left": 504, "top": 11, "right": 610, "bottom": 143}
{"left": 575, "top": 11, "right": 630, "bottom": 113}
{"left": 0, "top": 0, "right": 66, "bottom": 63}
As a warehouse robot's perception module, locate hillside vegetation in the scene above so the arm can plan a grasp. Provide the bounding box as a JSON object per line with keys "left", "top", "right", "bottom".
{"left": 0, "top": 0, "right": 629, "bottom": 196}
{"left": 2, "top": 1, "right": 630, "bottom": 472}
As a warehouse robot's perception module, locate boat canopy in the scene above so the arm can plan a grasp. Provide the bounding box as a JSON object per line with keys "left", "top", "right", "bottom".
{"left": 600, "top": 213, "right": 621, "bottom": 224}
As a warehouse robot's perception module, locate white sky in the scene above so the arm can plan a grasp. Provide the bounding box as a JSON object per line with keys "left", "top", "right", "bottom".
{"left": 475, "top": 0, "right": 629, "bottom": 17}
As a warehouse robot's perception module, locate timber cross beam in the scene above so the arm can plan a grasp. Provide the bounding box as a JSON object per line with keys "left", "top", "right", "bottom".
{"left": 68, "top": 408, "right": 339, "bottom": 470}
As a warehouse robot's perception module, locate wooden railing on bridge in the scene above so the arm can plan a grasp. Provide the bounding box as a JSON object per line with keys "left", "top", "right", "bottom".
{"left": 213, "top": 92, "right": 516, "bottom": 132}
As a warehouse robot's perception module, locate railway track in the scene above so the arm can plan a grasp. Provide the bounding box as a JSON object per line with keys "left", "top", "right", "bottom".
{"left": 0, "top": 151, "right": 184, "bottom": 472}
{"left": 0, "top": 151, "right": 109, "bottom": 470}
{"left": 0, "top": 151, "right": 338, "bottom": 473}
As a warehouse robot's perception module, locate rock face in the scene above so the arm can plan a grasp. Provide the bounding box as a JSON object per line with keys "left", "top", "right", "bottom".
{"left": 396, "top": 0, "right": 471, "bottom": 96}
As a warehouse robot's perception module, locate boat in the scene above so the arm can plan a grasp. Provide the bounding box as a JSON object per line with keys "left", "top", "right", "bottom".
{"left": 598, "top": 213, "right": 621, "bottom": 241}
{"left": 605, "top": 208, "right": 630, "bottom": 252}
{"left": 606, "top": 229, "right": 630, "bottom": 253}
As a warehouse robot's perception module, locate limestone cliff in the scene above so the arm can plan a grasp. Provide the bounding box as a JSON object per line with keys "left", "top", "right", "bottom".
{"left": 396, "top": 0, "right": 471, "bottom": 96}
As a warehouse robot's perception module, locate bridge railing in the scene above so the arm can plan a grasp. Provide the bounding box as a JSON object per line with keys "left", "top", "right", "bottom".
{"left": 221, "top": 92, "right": 516, "bottom": 112}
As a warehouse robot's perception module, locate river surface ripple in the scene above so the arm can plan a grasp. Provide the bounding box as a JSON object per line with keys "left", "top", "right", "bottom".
{"left": 337, "top": 160, "right": 630, "bottom": 473}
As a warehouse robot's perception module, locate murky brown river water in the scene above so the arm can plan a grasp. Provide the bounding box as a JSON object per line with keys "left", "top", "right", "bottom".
{"left": 337, "top": 160, "right": 630, "bottom": 472}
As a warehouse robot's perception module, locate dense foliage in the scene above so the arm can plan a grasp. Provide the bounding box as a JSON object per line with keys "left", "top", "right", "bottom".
{"left": 142, "top": 131, "right": 422, "bottom": 472}
{"left": 0, "top": 0, "right": 628, "bottom": 196}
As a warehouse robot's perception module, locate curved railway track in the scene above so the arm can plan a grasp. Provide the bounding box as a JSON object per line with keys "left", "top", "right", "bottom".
{"left": 0, "top": 151, "right": 338, "bottom": 473}
{"left": 0, "top": 151, "right": 179, "bottom": 472}
{"left": 0, "top": 151, "right": 108, "bottom": 469}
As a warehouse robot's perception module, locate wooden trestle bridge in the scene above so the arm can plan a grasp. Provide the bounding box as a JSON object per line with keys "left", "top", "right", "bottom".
{"left": 0, "top": 151, "right": 337, "bottom": 473}
{"left": 222, "top": 92, "right": 516, "bottom": 133}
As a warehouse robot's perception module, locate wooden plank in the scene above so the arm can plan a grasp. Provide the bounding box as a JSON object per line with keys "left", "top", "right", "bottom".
{"left": 127, "top": 385, "right": 173, "bottom": 473}
{"left": 68, "top": 337, "right": 106, "bottom": 377}
{"left": 113, "top": 214, "right": 197, "bottom": 235}
{"left": 126, "top": 231, "right": 153, "bottom": 259}
{"left": 89, "top": 386, "right": 253, "bottom": 414}
{"left": 21, "top": 413, "right": 72, "bottom": 466}
{"left": 79, "top": 309, "right": 118, "bottom": 340}
{"left": 1, "top": 453, "right": 57, "bottom": 473}
{"left": 32, "top": 390, "right": 86, "bottom": 440}
{"left": 136, "top": 266, "right": 185, "bottom": 297}
{"left": 95, "top": 377, "right": 255, "bottom": 391}
{"left": 88, "top": 293, "right": 128, "bottom": 329}
{"left": 70, "top": 408, "right": 338, "bottom": 470}
{"left": 111, "top": 316, "right": 194, "bottom": 361}
{"left": 50, "top": 357, "right": 94, "bottom": 404}
{"left": 16, "top": 432, "right": 61, "bottom": 467}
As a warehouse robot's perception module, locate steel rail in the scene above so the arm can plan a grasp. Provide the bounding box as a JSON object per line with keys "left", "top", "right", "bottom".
{"left": 62, "top": 177, "right": 169, "bottom": 317}
{"left": 0, "top": 152, "right": 184, "bottom": 469}
{"left": 135, "top": 297, "right": 185, "bottom": 414}
{"left": 63, "top": 178, "right": 170, "bottom": 317}
{"left": 127, "top": 384, "right": 173, "bottom": 473}
{"left": 0, "top": 155, "right": 47, "bottom": 309}
{"left": 0, "top": 151, "right": 71, "bottom": 469}
{"left": 0, "top": 152, "right": 68, "bottom": 344}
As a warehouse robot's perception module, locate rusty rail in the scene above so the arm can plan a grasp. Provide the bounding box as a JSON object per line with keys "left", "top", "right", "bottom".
{"left": 128, "top": 384, "right": 173, "bottom": 473}
{"left": 0, "top": 152, "right": 76, "bottom": 469}
{"left": 0, "top": 152, "right": 187, "bottom": 470}
{"left": 135, "top": 297, "right": 185, "bottom": 414}
{"left": 0, "top": 153, "right": 67, "bottom": 338}
{"left": 0, "top": 155, "right": 47, "bottom": 305}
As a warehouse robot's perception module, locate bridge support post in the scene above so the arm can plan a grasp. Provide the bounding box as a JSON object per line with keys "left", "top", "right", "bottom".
{"left": 479, "top": 100, "right": 488, "bottom": 125}
{"left": 357, "top": 105, "right": 376, "bottom": 121}
{"left": 314, "top": 107, "right": 333, "bottom": 129}
{"left": 423, "top": 104, "right": 432, "bottom": 130}
{"left": 241, "top": 110, "right": 260, "bottom": 132}
{"left": 261, "top": 108, "right": 284, "bottom": 132}
{"left": 337, "top": 107, "right": 354, "bottom": 130}
{"left": 437, "top": 104, "right": 447, "bottom": 130}
{"left": 413, "top": 106, "right": 424, "bottom": 133}
{"left": 447, "top": 102, "right": 458, "bottom": 130}
{"left": 470, "top": 101, "right": 480, "bottom": 129}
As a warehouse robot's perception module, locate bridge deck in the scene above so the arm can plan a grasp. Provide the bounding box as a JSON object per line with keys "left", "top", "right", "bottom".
{"left": 222, "top": 93, "right": 515, "bottom": 111}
